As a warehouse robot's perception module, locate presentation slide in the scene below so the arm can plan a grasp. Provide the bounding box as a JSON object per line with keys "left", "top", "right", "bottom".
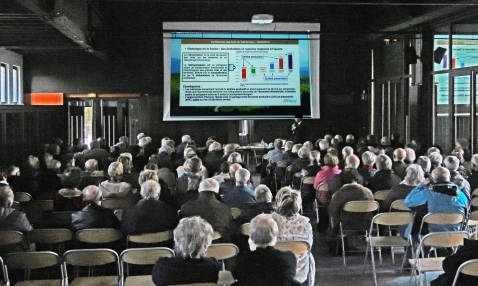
{"left": 434, "top": 35, "right": 478, "bottom": 71}
{"left": 180, "top": 39, "right": 301, "bottom": 107}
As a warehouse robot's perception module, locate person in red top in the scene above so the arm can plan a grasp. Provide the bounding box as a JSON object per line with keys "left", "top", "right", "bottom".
{"left": 314, "top": 154, "right": 341, "bottom": 204}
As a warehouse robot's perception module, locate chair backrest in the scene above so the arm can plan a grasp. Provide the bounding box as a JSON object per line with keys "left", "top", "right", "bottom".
{"left": 205, "top": 243, "right": 239, "bottom": 262}
{"left": 342, "top": 200, "right": 379, "bottom": 213}
{"left": 46, "top": 211, "right": 75, "bottom": 229}
{"left": 212, "top": 231, "right": 222, "bottom": 241}
{"left": 274, "top": 240, "right": 310, "bottom": 257}
{"left": 419, "top": 231, "right": 469, "bottom": 250}
{"left": 5, "top": 251, "right": 61, "bottom": 270}
{"left": 276, "top": 161, "right": 288, "bottom": 168}
{"left": 76, "top": 228, "right": 123, "bottom": 244}
{"left": 470, "top": 197, "right": 478, "bottom": 208}
{"left": 419, "top": 212, "right": 465, "bottom": 235}
{"left": 472, "top": 188, "right": 478, "bottom": 197}
{"left": 28, "top": 228, "right": 73, "bottom": 245}
{"left": 451, "top": 259, "right": 478, "bottom": 286}
{"left": 126, "top": 230, "right": 173, "bottom": 248}
{"left": 63, "top": 248, "right": 120, "bottom": 278}
{"left": 102, "top": 197, "right": 132, "bottom": 209}
{"left": 21, "top": 199, "right": 54, "bottom": 211}
{"left": 373, "top": 190, "right": 390, "bottom": 202}
{"left": 230, "top": 207, "right": 243, "bottom": 219}
{"left": 13, "top": 192, "right": 32, "bottom": 202}
{"left": 240, "top": 223, "right": 250, "bottom": 236}
{"left": 301, "top": 176, "right": 315, "bottom": 186}
{"left": 389, "top": 199, "right": 412, "bottom": 212}
{"left": 120, "top": 247, "right": 174, "bottom": 266}
{"left": 371, "top": 212, "right": 415, "bottom": 235}
{"left": 317, "top": 183, "right": 329, "bottom": 192}
{"left": 0, "top": 230, "right": 27, "bottom": 251}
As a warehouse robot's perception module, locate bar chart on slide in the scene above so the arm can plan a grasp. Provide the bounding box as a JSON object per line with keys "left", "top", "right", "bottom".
{"left": 236, "top": 52, "right": 300, "bottom": 83}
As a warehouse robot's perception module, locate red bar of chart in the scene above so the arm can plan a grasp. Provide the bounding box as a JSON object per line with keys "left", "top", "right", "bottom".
{"left": 279, "top": 57, "right": 284, "bottom": 69}
{"left": 242, "top": 67, "right": 246, "bottom": 79}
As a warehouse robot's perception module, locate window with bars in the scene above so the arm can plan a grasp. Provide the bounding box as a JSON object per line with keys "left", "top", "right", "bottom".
{"left": 0, "top": 49, "right": 23, "bottom": 105}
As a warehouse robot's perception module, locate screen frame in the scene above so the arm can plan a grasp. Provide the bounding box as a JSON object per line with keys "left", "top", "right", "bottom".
{"left": 163, "top": 22, "right": 320, "bottom": 121}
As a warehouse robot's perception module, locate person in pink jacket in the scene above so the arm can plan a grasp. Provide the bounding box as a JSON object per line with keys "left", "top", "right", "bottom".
{"left": 314, "top": 154, "right": 341, "bottom": 204}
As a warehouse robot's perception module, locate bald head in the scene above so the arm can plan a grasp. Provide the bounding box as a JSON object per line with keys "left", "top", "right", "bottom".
{"left": 84, "top": 159, "right": 99, "bottom": 172}
{"left": 0, "top": 186, "right": 14, "bottom": 208}
{"left": 393, "top": 148, "right": 407, "bottom": 162}
{"left": 431, "top": 167, "right": 451, "bottom": 183}
{"left": 82, "top": 185, "right": 102, "bottom": 204}
{"left": 345, "top": 155, "right": 360, "bottom": 169}
{"left": 199, "top": 178, "right": 220, "bottom": 193}
{"left": 229, "top": 163, "right": 242, "bottom": 177}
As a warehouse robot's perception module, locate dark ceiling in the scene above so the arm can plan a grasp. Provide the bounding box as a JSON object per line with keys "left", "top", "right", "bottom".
{"left": 1, "top": 0, "right": 477, "bottom": 58}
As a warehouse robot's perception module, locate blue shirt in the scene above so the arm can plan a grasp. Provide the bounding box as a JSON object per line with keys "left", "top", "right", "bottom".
{"left": 404, "top": 182, "right": 468, "bottom": 232}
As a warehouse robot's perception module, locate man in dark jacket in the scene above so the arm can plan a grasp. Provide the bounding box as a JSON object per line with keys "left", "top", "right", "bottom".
{"left": 367, "top": 154, "right": 401, "bottom": 193}
{"left": 180, "top": 178, "right": 234, "bottom": 242}
{"left": 121, "top": 180, "right": 179, "bottom": 235}
{"left": 71, "top": 185, "right": 120, "bottom": 231}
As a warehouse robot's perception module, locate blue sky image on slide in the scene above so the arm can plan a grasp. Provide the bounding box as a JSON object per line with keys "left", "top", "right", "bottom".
{"left": 170, "top": 33, "right": 310, "bottom": 77}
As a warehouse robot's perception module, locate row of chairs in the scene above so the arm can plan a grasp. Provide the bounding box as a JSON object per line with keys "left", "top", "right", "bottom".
{"left": 0, "top": 244, "right": 238, "bottom": 286}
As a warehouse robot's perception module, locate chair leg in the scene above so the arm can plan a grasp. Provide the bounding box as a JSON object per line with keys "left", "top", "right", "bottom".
{"left": 363, "top": 241, "right": 370, "bottom": 274}
{"left": 371, "top": 242, "right": 378, "bottom": 286}
{"left": 378, "top": 247, "right": 383, "bottom": 265}
{"left": 391, "top": 246, "right": 395, "bottom": 264}
{"left": 341, "top": 233, "right": 346, "bottom": 267}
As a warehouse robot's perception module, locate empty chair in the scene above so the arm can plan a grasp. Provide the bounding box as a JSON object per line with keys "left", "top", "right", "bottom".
{"left": 338, "top": 201, "right": 380, "bottom": 267}
{"left": 43, "top": 211, "right": 75, "bottom": 229}
{"left": 76, "top": 228, "right": 123, "bottom": 252}
{"left": 4, "top": 251, "right": 63, "bottom": 285}
{"left": 21, "top": 200, "right": 54, "bottom": 225}
{"left": 373, "top": 190, "right": 391, "bottom": 207}
{"left": 364, "top": 212, "right": 415, "bottom": 286}
{"left": 28, "top": 228, "right": 74, "bottom": 255}
{"left": 409, "top": 231, "right": 469, "bottom": 286}
{"left": 0, "top": 230, "right": 28, "bottom": 255}
{"left": 274, "top": 161, "right": 289, "bottom": 191}
{"left": 63, "top": 248, "right": 121, "bottom": 285}
{"left": 389, "top": 199, "right": 412, "bottom": 212}
{"left": 126, "top": 230, "right": 173, "bottom": 248}
{"left": 451, "top": 259, "right": 478, "bottom": 286}
{"left": 120, "top": 247, "right": 175, "bottom": 286}
{"left": 13, "top": 192, "right": 32, "bottom": 203}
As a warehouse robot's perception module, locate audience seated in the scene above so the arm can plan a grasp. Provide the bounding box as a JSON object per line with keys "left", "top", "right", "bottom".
{"left": 338, "top": 146, "right": 354, "bottom": 170}
{"left": 315, "top": 154, "right": 341, "bottom": 204}
{"left": 227, "top": 152, "right": 247, "bottom": 169}
{"left": 151, "top": 153, "right": 176, "bottom": 189}
{"left": 276, "top": 141, "right": 294, "bottom": 164}
{"left": 367, "top": 154, "right": 401, "bottom": 193}
{"left": 236, "top": 185, "right": 276, "bottom": 226}
{"left": 117, "top": 154, "right": 140, "bottom": 191}
{"left": 287, "top": 147, "right": 311, "bottom": 188}
{"left": 416, "top": 155, "right": 432, "bottom": 178}
{"left": 82, "top": 140, "right": 109, "bottom": 168}
{"left": 223, "top": 169, "right": 256, "bottom": 208}
{"left": 203, "top": 141, "right": 224, "bottom": 177}
{"left": 272, "top": 187, "right": 315, "bottom": 285}
{"left": 428, "top": 151, "right": 443, "bottom": 173}
{"left": 121, "top": 180, "right": 178, "bottom": 236}
{"left": 137, "top": 169, "right": 175, "bottom": 207}
{"left": 212, "top": 161, "right": 231, "bottom": 184}
{"left": 180, "top": 179, "right": 234, "bottom": 242}
{"left": 404, "top": 147, "right": 416, "bottom": 164}
{"left": 175, "top": 135, "right": 191, "bottom": 158}
{"left": 328, "top": 154, "right": 362, "bottom": 196}
{"left": 0, "top": 185, "right": 33, "bottom": 232}
{"left": 444, "top": 155, "right": 471, "bottom": 199}
{"left": 71, "top": 185, "right": 120, "bottom": 231}
{"left": 35, "top": 159, "right": 62, "bottom": 196}
{"left": 381, "top": 164, "right": 424, "bottom": 212}
{"left": 54, "top": 167, "right": 86, "bottom": 211}
{"left": 300, "top": 150, "right": 321, "bottom": 178}
{"left": 152, "top": 216, "right": 221, "bottom": 286}
{"left": 468, "top": 154, "right": 478, "bottom": 191}
{"left": 232, "top": 214, "right": 300, "bottom": 286}
{"left": 219, "top": 163, "right": 242, "bottom": 196}
{"left": 6, "top": 165, "right": 22, "bottom": 189}
{"left": 0, "top": 166, "right": 8, "bottom": 187}
{"left": 99, "top": 162, "right": 133, "bottom": 198}
{"left": 265, "top": 139, "right": 284, "bottom": 163}
{"left": 392, "top": 148, "right": 408, "bottom": 179}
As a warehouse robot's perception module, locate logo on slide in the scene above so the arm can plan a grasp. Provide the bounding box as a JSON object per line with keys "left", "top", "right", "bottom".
{"left": 283, "top": 99, "right": 297, "bottom": 103}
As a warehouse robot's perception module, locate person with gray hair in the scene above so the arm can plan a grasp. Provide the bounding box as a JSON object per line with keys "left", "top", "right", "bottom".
{"left": 99, "top": 162, "right": 132, "bottom": 198}
{"left": 287, "top": 146, "right": 312, "bottom": 188}
{"left": 367, "top": 154, "right": 401, "bottom": 193}
{"left": 404, "top": 147, "right": 416, "bottom": 164}
{"left": 222, "top": 143, "right": 236, "bottom": 161}
{"left": 236, "top": 185, "right": 276, "bottom": 225}
{"left": 175, "top": 134, "right": 191, "bottom": 158}
{"left": 416, "top": 156, "right": 431, "bottom": 176}
{"left": 444, "top": 155, "right": 471, "bottom": 199}
{"left": 392, "top": 148, "right": 408, "bottom": 179}
{"left": 328, "top": 154, "right": 363, "bottom": 196}
{"left": 71, "top": 185, "right": 120, "bottom": 231}
{"left": 152, "top": 216, "right": 222, "bottom": 285}
{"left": 223, "top": 168, "right": 256, "bottom": 207}
{"left": 232, "top": 214, "right": 299, "bottom": 286}
{"left": 54, "top": 167, "right": 85, "bottom": 211}
{"left": 358, "top": 150, "right": 378, "bottom": 185}
{"left": 0, "top": 185, "right": 33, "bottom": 233}
{"left": 82, "top": 140, "right": 109, "bottom": 162}
{"left": 272, "top": 187, "right": 315, "bottom": 285}
{"left": 405, "top": 167, "right": 469, "bottom": 233}
{"left": 382, "top": 164, "right": 425, "bottom": 212}
{"left": 121, "top": 180, "right": 178, "bottom": 236}
{"left": 180, "top": 178, "right": 234, "bottom": 242}
{"left": 265, "top": 138, "right": 284, "bottom": 163}
{"left": 428, "top": 151, "right": 443, "bottom": 173}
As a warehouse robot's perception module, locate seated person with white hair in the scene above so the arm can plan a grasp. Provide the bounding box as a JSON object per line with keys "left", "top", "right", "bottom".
{"left": 358, "top": 151, "right": 377, "bottom": 185}
{"left": 287, "top": 147, "right": 311, "bottom": 188}
{"left": 121, "top": 180, "right": 178, "bottom": 239}
{"left": 71, "top": 185, "right": 120, "bottom": 231}
{"left": 404, "top": 147, "right": 416, "bottom": 164}
{"left": 367, "top": 154, "right": 401, "bottom": 193}
{"left": 416, "top": 155, "right": 432, "bottom": 178}
{"left": 382, "top": 164, "right": 425, "bottom": 212}
{"left": 428, "top": 151, "right": 443, "bottom": 173}
{"left": 137, "top": 169, "right": 175, "bottom": 208}
{"left": 82, "top": 159, "right": 105, "bottom": 179}
{"left": 232, "top": 214, "right": 300, "bottom": 286}
{"left": 444, "top": 155, "right": 471, "bottom": 199}
{"left": 219, "top": 163, "right": 243, "bottom": 196}
{"left": 468, "top": 154, "right": 478, "bottom": 191}
{"left": 405, "top": 167, "right": 469, "bottom": 233}
{"left": 180, "top": 179, "right": 234, "bottom": 242}
{"left": 151, "top": 153, "right": 176, "bottom": 190}
{"left": 152, "top": 216, "right": 221, "bottom": 286}
{"left": 338, "top": 146, "right": 354, "bottom": 170}
{"left": 392, "top": 148, "right": 408, "bottom": 179}
{"left": 178, "top": 157, "right": 208, "bottom": 179}
{"left": 54, "top": 167, "right": 86, "bottom": 211}
{"left": 265, "top": 139, "right": 284, "bottom": 163}
{"left": 223, "top": 169, "right": 256, "bottom": 208}
{"left": 203, "top": 141, "right": 224, "bottom": 177}
{"left": 99, "top": 162, "right": 133, "bottom": 198}
{"left": 328, "top": 154, "right": 363, "bottom": 196}
{"left": 344, "top": 134, "right": 356, "bottom": 150}
{"left": 317, "top": 139, "right": 330, "bottom": 165}
{"left": 82, "top": 140, "right": 109, "bottom": 165}
{"left": 236, "top": 185, "right": 276, "bottom": 226}
{"left": 276, "top": 141, "right": 294, "bottom": 164}
{"left": 222, "top": 143, "right": 236, "bottom": 162}
{"left": 227, "top": 152, "right": 247, "bottom": 169}
{"left": 0, "top": 186, "right": 33, "bottom": 255}
{"left": 301, "top": 150, "right": 321, "bottom": 178}
{"left": 175, "top": 135, "right": 191, "bottom": 158}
